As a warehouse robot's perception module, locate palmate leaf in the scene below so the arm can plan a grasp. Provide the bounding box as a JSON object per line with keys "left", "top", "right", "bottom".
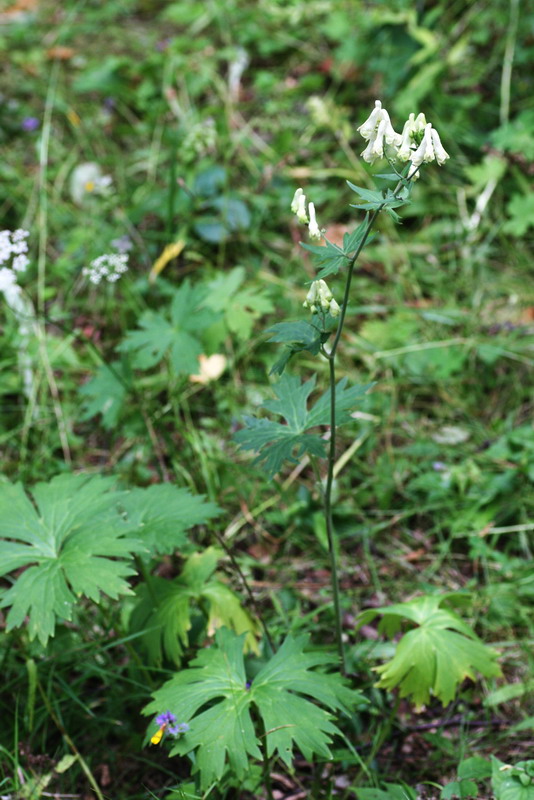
{"left": 300, "top": 239, "right": 349, "bottom": 278}
{"left": 0, "top": 475, "right": 141, "bottom": 645}
{"left": 0, "top": 476, "right": 221, "bottom": 644}
{"left": 144, "top": 628, "right": 365, "bottom": 789}
{"left": 130, "top": 548, "right": 260, "bottom": 665}
{"left": 118, "top": 281, "right": 219, "bottom": 374}
{"left": 356, "top": 595, "right": 502, "bottom": 709}
{"left": 120, "top": 484, "right": 220, "bottom": 556}
{"left": 234, "top": 373, "right": 372, "bottom": 477}
{"left": 204, "top": 267, "right": 273, "bottom": 340}
{"left": 266, "top": 320, "right": 326, "bottom": 376}
{"left": 78, "top": 361, "right": 130, "bottom": 429}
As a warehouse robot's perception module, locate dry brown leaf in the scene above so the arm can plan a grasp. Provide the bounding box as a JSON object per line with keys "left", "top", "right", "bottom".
{"left": 47, "top": 46, "right": 76, "bottom": 60}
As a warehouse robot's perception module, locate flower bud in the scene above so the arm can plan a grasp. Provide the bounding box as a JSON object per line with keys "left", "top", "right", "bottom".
{"left": 296, "top": 192, "right": 308, "bottom": 223}
{"left": 329, "top": 298, "right": 341, "bottom": 317}
{"left": 291, "top": 187, "right": 304, "bottom": 214}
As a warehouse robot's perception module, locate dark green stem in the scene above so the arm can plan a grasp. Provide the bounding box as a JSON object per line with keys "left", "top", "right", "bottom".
{"left": 322, "top": 197, "right": 394, "bottom": 674}
{"left": 211, "top": 529, "right": 276, "bottom": 655}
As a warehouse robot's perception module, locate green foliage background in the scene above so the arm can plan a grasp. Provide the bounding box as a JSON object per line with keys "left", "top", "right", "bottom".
{"left": 0, "top": 0, "right": 533, "bottom": 797}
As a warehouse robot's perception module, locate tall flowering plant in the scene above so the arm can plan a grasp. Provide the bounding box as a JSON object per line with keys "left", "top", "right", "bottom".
{"left": 236, "top": 100, "right": 450, "bottom": 672}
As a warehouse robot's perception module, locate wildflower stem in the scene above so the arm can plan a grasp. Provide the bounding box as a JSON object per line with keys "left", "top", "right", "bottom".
{"left": 212, "top": 529, "right": 276, "bottom": 655}
{"left": 322, "top": 200, "right": 388, "bottom": 675}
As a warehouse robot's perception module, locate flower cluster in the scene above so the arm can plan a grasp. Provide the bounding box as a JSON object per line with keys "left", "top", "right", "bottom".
{"left": 291, "top": 188, "right": 322, "bottom": 241}
{"left": 82, "top": 252, "right": 129, "bottom": 285}
{"left": 155, "top": 711, "right": 189, "bottom": 737}
{"left": 357, "top": 99, "right": 449, "bottom": 177}
{"left": 303, "top": 279, "right": 340, "bottom": 317}
{"left": 0, "top": 229, "right": 30, "bottom": 293}
{"left": 183, "top": 118, "right": 217, "bottom": 160}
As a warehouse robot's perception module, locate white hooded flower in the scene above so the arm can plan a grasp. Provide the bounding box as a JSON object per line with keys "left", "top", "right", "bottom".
{"left": 316, "top": 278, "right": 333, "bottom": 310}
{"left": 410, "top": 124, "right": 433, "bottom": 170}
{"left": 397, "top": 113, "right": 417, "bottom": 161}
{"left": 304, "top": 279, "right": 337, "bottom": 314}
{"left": 329, "top": 298, "right": 341, "bottom": 317}
{"left": 360, "top": 129, "right": 380, "bottom": 164}
{"left": 430, "top": 128, "right": 449, "bottom": 165}
{"left": 308, "top": 202, "right": 321, "bottom": 240}
{"left": 357, "top": 100, "right": 385, "bottom": 140}
{"left": 414, "top": 112, "right": 427, "bottom": 132}
{"left": 358, "top": 100, "right": 401, "bottom": 162}
{"left": 296, "top": 191, "right": 308, "bottom": 223}
{"left": 291, "top": 187, "right": 304, "bottom": 214}
{"left": 407, "top": 121, "right": 449, "bottom": 177}
{"left": 303, "top": 280, "right": 318, "bottom": 312}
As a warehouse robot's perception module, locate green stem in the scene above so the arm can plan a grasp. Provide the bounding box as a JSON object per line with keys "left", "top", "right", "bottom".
{"left": 211, "top": 528, "right": 276, "bottom": 655}
{"left": 322, "top": 189, "right": 401, "bottom": 673}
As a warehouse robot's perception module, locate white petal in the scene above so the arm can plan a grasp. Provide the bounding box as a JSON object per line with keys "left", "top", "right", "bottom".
{"left": 357, "top": 100, "right": 383, "bottom": 140}
{"left": 370, "top": 119, "right": 387, "bottom": 158}
{"left": 308, "top": 203, "right": 322, "bottom": 240}
{"left": 381, "top": 109, "right": 402, "bottom": 146}
{"left": 431, "top": 129, "right": 450, "bottom": 165}
{"left": 296, "top": 193, "right": 308, "bottom": 223}
{"left": 329, "top": 298, "right": 341, "bottom": 317}
{"left": 414, "top": 112, "right": 427, "bottom": 132}
{"left": 422, "top": 124, "right": 435, "bottom": 163}
{"left": 291, "top": 188, "right": 303, "bottom": 214}
{"left": 410, "top": 137, "right": 427, "bottom": 170}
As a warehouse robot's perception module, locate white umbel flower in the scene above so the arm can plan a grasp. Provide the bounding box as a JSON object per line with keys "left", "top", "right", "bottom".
{"left": 83, "top": 252, "right": 129, "bottom": 285}
{"left": 0, "top": 266, "right": 17, "bottom": 292}
{"left": 308, "top": 202, "right": 322, "bottom": 240}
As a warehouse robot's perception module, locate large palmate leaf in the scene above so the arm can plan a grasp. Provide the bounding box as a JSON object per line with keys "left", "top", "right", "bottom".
{"left": 130, "top": 548, "right": 260, "bottom": 664}
{"left": 356, "top": 595, "right": 501, "bottom": 709}
{"left": 0, "top": 474, "right": 141, "bottom": 645}
{"left": 234, "top": 373, "right": 372, "bottom": 477}
{"left": 144, "top": 628, "right": 366, "bottom": 789}
{"left": 0, "top": 476, "right": 221, "bottom": 644}
{"left": 120, "top": 484, "right": 220, "bottom": 555}
{"left": 118, "top": 281, "right": 218, "bottom": 374}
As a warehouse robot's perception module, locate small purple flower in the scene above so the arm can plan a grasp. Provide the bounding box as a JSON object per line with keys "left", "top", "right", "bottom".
{"left": 174, "top": 722, "right": 190, "bottom": 735}
{"left": 155, "top": 711, "right": 189, "bottom": 737}
{"left": 156, "top": 710, "right": 177, "bottom": 727}
{"left": 22, "top": 117, "right": 40, "bottom": 132}
{"left": 432, "top": 461, "right": 447, "bottom": 472}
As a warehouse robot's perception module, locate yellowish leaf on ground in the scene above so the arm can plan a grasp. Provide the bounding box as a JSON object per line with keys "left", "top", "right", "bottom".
{"left": 149, "top": 240, "right": 185, "bottom": 282}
